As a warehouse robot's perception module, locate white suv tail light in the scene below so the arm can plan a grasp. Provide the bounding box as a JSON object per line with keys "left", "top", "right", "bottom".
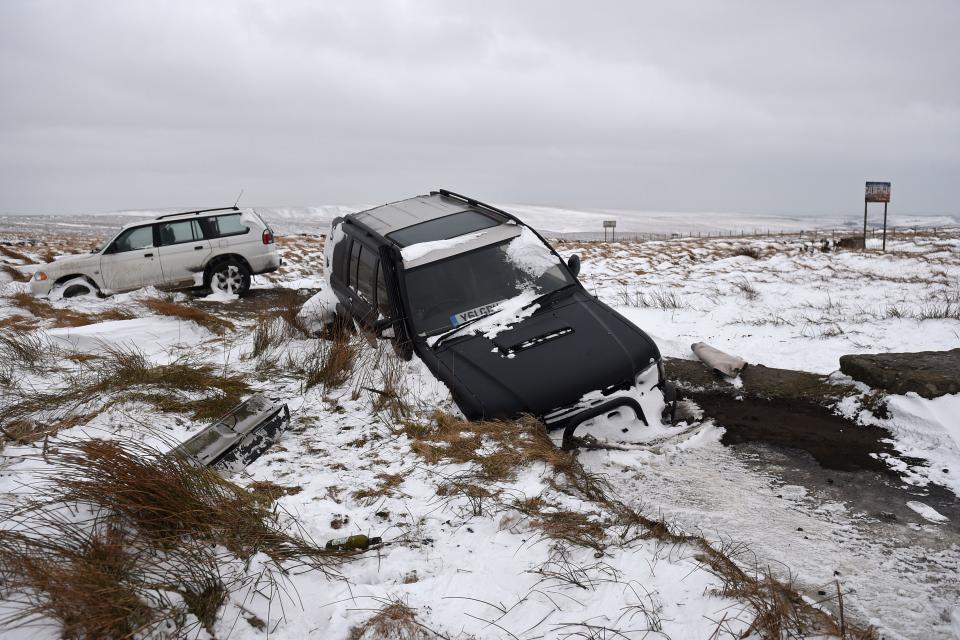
{"left": 262, "top": 229, "right": 274, "bottom": 245}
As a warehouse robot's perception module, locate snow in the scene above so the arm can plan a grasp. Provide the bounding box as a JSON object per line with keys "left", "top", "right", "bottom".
{"left": 47, "top": 316, "right": 210, "bottom": 361}
{"left": 298, "top": 285, "right": 340, "bottom": 332}
{"left": 400, "top": 230, "right": 488, "bottom": 262}
{"left": 906, "top": 501, "right": 949, "bottom": 523}
{"left": 2, "top": 220, "right": 960, "bottom": 639}
{"left": 505, "top": 227, "right": 563, "bottom": 277}
{"left": 879, "top": 393, "right": 960, "bottom": 495}
{"left": 567, "top": 235, "right": 960, "bottom": 374}
{"left": 204, "top": 289, "right": 240, "bottom": 302}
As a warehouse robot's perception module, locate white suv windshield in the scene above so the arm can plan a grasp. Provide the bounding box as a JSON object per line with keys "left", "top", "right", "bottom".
{"left": 403, "top": 231, "right": 574, "bottom": 337}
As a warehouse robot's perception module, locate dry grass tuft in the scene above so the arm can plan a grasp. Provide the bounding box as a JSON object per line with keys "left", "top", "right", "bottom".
{"left": 403, "top": 412, "right": 572, "bottom": 484}
{"left": 0, "top": 345, "right": 251, "bottom": 432}
{"left": 0, "top": 520, "right": 170, "bottom": 638}
{"left": 348, "top": 598, "right": 443, "bottom": 640}
{"left": 272, "top": 288, "right": 309, "bottom": 335}
{"left": 291, "top": 334, "right": 361, "bottom": 390}
{"left": 0, "top": 245, "right": 35, "bottom": 263}
{"left": 732, "top": 246, "right": 762, "bottom": 259}
{"left": 731, "top": 277, "right": 760, "bottom": 300}
{"left": 140, "top": 296, "right": 235, "bottom": 334}
{"left": 53, "top": 439, "right": 335, "bottom": 565}
{"left": 619, "top": 287, "right": 685, "bottom": 310}
{"left": 0, "top": 437, "right": 345, "bottom": 638}
{"left": 1, "top": 263, "right": 30, "bottom": 282}
{"left": 5, "top": 291, "right": 135, "bottom": 328}
{"left": 352, "top": 473, "right": 405, "bottom": 502}
{"left": 248, "top": 480, "right": 304, "bottom": 502}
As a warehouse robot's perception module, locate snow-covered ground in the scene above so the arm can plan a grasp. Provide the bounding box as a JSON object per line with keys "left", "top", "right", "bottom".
{"left": 1, "top": 219, "right": 959, "bottom": 639}
{"left": 3, "top": 203, "right": 957, "bottom": 239}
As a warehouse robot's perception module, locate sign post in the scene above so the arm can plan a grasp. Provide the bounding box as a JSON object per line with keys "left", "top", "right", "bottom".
{"left": 602, "top": 219, "right": 617, "bottom": 242}
{"left": 864, "top": 181, "right": 891, "bottom": 252}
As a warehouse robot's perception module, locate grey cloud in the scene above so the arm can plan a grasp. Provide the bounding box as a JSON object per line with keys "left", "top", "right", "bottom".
{"left": 0, "top": 1, "right": 957, "bottom": 216}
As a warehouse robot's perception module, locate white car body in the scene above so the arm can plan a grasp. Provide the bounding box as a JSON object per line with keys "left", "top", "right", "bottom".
{"left": 30, "top": 207, "right": 281, "bottom": 297}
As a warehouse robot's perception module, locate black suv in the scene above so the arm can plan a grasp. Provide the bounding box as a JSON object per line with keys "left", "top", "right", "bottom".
{"left": 325, "top": 190, "right": 675, "bottom": 448}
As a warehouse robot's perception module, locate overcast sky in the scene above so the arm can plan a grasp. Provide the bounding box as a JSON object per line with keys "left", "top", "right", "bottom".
{"left": 1, "top": 1, "right": 957, "bottom": 216}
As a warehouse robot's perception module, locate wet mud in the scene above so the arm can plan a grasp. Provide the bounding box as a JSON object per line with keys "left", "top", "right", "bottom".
{"left": 663, "top": 356, "right": 960, "bottom": 522}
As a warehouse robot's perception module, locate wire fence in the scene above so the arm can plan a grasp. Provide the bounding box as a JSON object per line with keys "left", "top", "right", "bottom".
{"left": 547, "top": 225, "right": 959, "bottom": 244}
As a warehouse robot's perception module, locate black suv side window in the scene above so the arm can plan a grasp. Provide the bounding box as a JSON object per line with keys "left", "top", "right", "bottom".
{"left": 199, "top": 214, "right": 248, "bottom": 239}
{"left": 349, "top": 241, "right": 362, "bottom": 290}
{"left": 332, "top": 236, "right": 350, "bottom": 283}
{"left": 356, "top": 245, "right": 378, "bottom": 304}
{"left": 375, "top": 262, "right": 391, "bottom": 318}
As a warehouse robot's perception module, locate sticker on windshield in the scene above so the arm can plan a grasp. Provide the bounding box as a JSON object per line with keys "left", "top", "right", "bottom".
{"left": 449, "top": 301, "right": 503, "bottom": 327}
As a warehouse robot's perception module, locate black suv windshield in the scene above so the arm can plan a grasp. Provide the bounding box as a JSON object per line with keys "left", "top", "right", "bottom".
{"left": 403, "top": 231, "right": 575, "bottom": 337}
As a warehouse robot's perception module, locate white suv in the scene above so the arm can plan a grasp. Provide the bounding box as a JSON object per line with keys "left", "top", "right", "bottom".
{"left": 30, "top": 207, "right": 280, "bottom": 298}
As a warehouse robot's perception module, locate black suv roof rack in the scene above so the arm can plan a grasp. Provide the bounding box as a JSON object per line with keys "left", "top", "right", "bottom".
{"left": 433, "top": 189, "right": 514, "bottom": 221}
{"left": 156, "top": 206, "right": 239, "bottom": 220}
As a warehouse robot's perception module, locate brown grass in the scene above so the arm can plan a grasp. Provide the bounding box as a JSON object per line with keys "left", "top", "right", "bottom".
{"left": 1, "top": 263, "right": 30, "bottom": 282}
{"left": 5, "top": 291, "right": 135, "bottom": 328}
{"left": 0, "top": 245, "right": 35, "bottom": 263}
{"left": 347, "top": 598, "right": 443, "bottom": 640}
{"left": 248, "top": 480, "right": 303, "bottom": 502}
{"left": 140, "top": 297, "right": 235, "bottom": 334}
{"left": 53, "top": 439, "right": 335, "bottom": 565}
{"left": 271, "top": 287, "right": 308, "bottom": 335}
{"left": 294, "top": 334, "right": 361, "bottom": 390}
{"left": 0, "top": 520, "right": 168, "bottom": 638}
{"left": 403, "top": 412, "right": 573, "bottom": 484}
{"left": 352, "top": 473, "right": 405, "bottom": 502}
{"left": 0, "top": 437, "right": 345, "bottom": 638}
{"left": 733, "top": 246, "right": 762, "bottom": 259}
{"left": 0, "top": 346, "right": 251, "bottom": 434}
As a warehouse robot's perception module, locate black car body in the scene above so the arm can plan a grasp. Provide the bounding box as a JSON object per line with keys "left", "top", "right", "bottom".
{"left": 323, "top": 190, "right": 674, "bottom": 448}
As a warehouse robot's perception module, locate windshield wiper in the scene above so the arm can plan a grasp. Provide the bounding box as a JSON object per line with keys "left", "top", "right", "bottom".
{"left": 522, "top": 283, "right": 577, "bottom": 313}
{"left": 431, "top": 312, "right": 494, "bottom": 350}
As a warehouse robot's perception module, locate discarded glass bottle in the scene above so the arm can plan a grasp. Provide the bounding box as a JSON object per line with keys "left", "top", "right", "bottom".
{"left": 325, "top": 534, "right": 382, "bottom": 551}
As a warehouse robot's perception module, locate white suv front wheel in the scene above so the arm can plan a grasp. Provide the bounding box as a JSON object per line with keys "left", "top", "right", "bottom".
{"left": 50, "top": 276, "right": 101, "bottom": 300}
{"left": 206, "top": 259, "right": 251, "bottom": 297}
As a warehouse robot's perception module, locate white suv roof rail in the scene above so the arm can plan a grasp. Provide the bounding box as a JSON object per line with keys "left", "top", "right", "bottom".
{"left": 155, "top": 206, "right": 239, "bottom": 221}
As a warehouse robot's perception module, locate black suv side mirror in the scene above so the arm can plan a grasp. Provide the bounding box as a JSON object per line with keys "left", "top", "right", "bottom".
{"left": 567, "top": 254, "right": 581, "bottom": 278}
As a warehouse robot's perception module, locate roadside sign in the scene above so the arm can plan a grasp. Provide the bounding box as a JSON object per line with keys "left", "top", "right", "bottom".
{"left": 602, "top": 220, "right": 617, "bottom": 242}
{"left": 863, "top": 181, "right": 892, "bottom": 252}
{"left": 865, "top": 182, "right": 891, "bottom": 203}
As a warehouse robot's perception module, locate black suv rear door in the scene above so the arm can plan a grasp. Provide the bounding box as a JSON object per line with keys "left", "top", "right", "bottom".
{"left": 344, "top": 237, "right": 380, "bottom": 328}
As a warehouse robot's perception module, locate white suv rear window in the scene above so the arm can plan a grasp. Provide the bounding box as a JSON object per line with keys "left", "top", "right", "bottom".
{"left": 203, "top": 214, "right": 249, "bottom": 238}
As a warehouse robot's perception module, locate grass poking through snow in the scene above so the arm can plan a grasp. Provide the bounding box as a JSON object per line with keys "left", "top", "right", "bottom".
{"left": 0, "top": 437, "right": 345, "bottom": 638}
{"left": 140, "top": 296, "right": 235, "bottom": 334}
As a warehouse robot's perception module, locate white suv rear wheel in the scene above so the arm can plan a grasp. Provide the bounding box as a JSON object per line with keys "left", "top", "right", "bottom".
{"left": 206, "top": 259, "right": 251, "bottom": 297}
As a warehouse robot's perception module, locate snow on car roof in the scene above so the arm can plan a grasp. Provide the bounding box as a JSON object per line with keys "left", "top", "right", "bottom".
{"left": 401, "top": 223, "right": 521, "bottom": 268}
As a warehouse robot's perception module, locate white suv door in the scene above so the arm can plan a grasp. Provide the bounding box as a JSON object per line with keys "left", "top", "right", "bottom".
{"left": 155, "top": 219, "right": 212, "bottom": 286}
{"left": 100, "top": 224, "right": 164, "bottom": 292}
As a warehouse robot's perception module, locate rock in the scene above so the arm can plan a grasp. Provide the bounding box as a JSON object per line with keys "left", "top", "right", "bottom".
{"left": 839, "top": 348, "right": 960, "bottom": 399}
